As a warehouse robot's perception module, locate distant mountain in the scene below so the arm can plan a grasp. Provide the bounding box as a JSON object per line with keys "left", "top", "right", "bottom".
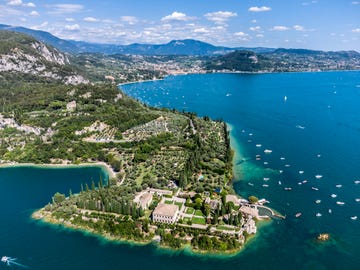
{"left": 0, "top": 24, "right": 79, "bottom": 53}
{"left": 0, "top": 30, "right": 88, "bottom": 84}
{"left": 0, "top": 24, "right": 276, "bottom": 55}
{"left": 69, "top": 39, "right": 236, "bottom": 55}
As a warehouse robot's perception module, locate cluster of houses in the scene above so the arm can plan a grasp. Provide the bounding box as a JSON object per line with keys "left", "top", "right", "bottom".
{"left": 133, "top": 188, "right": 265, "bottom": 236}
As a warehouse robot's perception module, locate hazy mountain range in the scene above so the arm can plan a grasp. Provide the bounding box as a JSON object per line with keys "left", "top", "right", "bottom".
{"left": 0, "top": 24, "right": 275, "bottom": 55}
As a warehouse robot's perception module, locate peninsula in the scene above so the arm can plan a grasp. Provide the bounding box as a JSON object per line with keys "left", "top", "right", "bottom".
{"left": 0, "top": 30, "right": 277, "bottom": 254}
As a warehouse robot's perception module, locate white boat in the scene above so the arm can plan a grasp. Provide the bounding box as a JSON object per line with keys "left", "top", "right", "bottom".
{"left": 279, "top": 170, "right": 283, "bottom": 173}
{"left": 311, "top": 187, "right": 319, "bottom": 191}
{"left": 336, "top": 201, "right": 345, "bottom": 205}
{"left": 317, "top": 154, "right": 321, "bottom": 158}
{"left": 262, "top": 184, "right": 269, "bottom": 187}
{"left": 356, "top": 198, "right": 360, "bottom": 202}
{"left": 328, "top": 209, "right": 332, "bottom": 214}
{"left": 264, "top": 149, "right": 272, "bottom": 154}
{"left": 284, "top": 95, "right": 288, "bottom": 102}
{"left": 315, "top": 200, "right": 321, "bottom": 204}
{"left": 226, "top": 93, "right": 231, "bottom": 97}
{"left": 278, "top": 181, "right": 282, "bottom": 185}
{"left": 285, "top": 164, "right": 291, "bottom": 167}
{"left": 354, "top": 180, "right": 360, "bottom": 184}
{"left": 299, "top": 170, "right": 304, "bottom": 174}
{"left": 336, "top": 184, "right": 342, "bottom": 188}
{"left": 249, "top": 133, "right": 253, "bottom": 136}
{"left": 256, "top": 144, "right": 262, "bottom": 148}
{"left": 298, "top": 182, "right": 302, "bottom": 185}
{"left": 263, "top": 162, "right": 269, "bottom": 165}
{"left": 330, "top": 194, "right": 337, "bottom": 198}
{"left": 295, "top": 212, "right": 302, "bottom": 218}
{"left": 263, "top": 177, "right": 270, "bottom": 181}
{"left": 248, "top": 182, "right": 254, "bottom": 186}
{"left": 316, "top": 213, "right": 322, "bottom": 217}
{"left": 302, "top": 180, "right": 308, "bottom": 184}
{"left": 296, "top": 125, "right": 305, "bottom": 129}
{"left": 280, "top": 157, "right": 286, "bottom": 160}
{"left": 351, "top": 216, "right": 358, "bottom": 220}
{"left": 284, "top": 187, "right": 292, "bottom": 191}
{"left": 315, "top": 175, "right": 323, "bottom": 179}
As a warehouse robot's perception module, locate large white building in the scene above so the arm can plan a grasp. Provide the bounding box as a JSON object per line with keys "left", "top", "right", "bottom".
{"left": 152, "top": 204, "right": 179, "bottom": 224}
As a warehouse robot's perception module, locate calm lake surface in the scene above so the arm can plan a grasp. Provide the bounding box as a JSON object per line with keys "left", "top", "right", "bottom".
{"left": 1, "top": 71, "right": 359, "bottom": 269}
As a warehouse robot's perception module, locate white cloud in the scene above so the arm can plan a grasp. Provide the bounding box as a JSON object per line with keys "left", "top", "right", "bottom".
{"left": 234, "top": 32, "right": 250, "bottom": 41}
{"left": 25, "top": 2, "right": 35, "bottom": 7}
{"left": 84, "top": 17, "right": 99, "bottom": 22}
{"left": 65, "top": 24, "right": 80, "bottom": 31}
{"left": 193, "top": 27, "right": 209, "bottom": 33}
{"left": 352, "top": 28, "right": 360, "bottom": 33}
{"left": 271, "top": 26, "right": 290, "bottom": 31}
{"left": 293, "top": 25, "right": 305, "bottom": 31}
{"left": 204, "top": 11, "right": 237, "bottom": 25}
{"left": 256, "top": 34, "right": 264, "bottom": 38}
{"left": 121, "top": 16, "right": 138, "bottom": 25}
{"left": 7, "top": 0, "right": 35, "bottom": 7}
{"left": 251, "top": 19, "right": 257, "bottom": 24}
{"left": 248, "top": 6, "right": 272, "bottom": 12}
{"left": 29, "top": 10, "right": 39, "bottom": 16}
{"left": 65, "top": 18, "right": 75, "bottom": 22}
{"left": 49, "top": 4, "right": 84, "bottom": 14}
{"left": 250, "top": 26, "right": 261, "bottom": 32}
{"left": 302, "top": 1, "right": 318, "bottom": 6}
{"left": 7, "top": 0, "right": 23, "bottom": 6}
{"left": 234, "top": 31, "right": 247, "bottom": 37}
{"left": 161, "top": 11, "right": 194, "bottom": 22}
{"left": 352, "top": 1, "right": 360, "bottom": 4}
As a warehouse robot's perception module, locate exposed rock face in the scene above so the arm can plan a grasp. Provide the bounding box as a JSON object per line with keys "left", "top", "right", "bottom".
{"left": 0, "top": 37, "right": 88, "bottom": 85}
{"left": 31, "top": 42, "right": 70, "bottom": 65}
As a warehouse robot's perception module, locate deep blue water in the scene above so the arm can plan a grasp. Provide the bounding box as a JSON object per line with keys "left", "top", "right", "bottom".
{"left": 121, "top": 71, "right": 360, "bottom": 269}
{"left": 1, "top": 71, "right": 359, "bottom": 269}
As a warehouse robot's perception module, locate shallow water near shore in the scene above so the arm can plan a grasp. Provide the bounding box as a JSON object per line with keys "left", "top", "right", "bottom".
{"left": 1, "top": 71, "right": 359, "bottom": 269}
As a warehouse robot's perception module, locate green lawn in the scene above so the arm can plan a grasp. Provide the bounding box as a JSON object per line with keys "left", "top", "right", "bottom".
{"left": 216, "top": 225, "right": 234, "bottom": 231}
{"left": 185, "top": 207, "right": 195, "bottom": 215}
{"left": 194, "top": 210, "right": 204, "bottom": 217}
{"left": 183, "top": 217, "right": 191, "bottom": 223}
{"left": 175, "top": 201, "right": 183, "bottom": 209}
{"left": 164, "top": 200, "right": 173, "bottom": 204}
{"left": 192, "top": 217, "right": 206, "bottom": 225}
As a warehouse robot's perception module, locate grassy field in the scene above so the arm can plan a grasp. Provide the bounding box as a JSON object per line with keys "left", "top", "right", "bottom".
{"left": 192, "top": 217, "right": 206, "bottom": 225}
{"left": 194, "top": 210, "right": 204, "bottom": 217}
{"left": 185, "top": 207, "right": 195, "bottom": 214}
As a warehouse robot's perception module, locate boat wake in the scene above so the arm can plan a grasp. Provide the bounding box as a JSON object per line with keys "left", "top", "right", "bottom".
{"left": 1, "top": 256, "right": 28, "bottom": 268}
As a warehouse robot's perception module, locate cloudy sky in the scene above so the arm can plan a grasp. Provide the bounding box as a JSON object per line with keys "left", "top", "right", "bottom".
{"left": 0, "top": 0, "right": 359, "bottom": 51}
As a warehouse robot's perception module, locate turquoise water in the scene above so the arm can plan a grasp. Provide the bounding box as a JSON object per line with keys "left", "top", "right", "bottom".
{"left": 1, "top": 71, "right": 359, "bottom": 269}
{"left": 121, "top": 71, "right": 360, "bottom": 269}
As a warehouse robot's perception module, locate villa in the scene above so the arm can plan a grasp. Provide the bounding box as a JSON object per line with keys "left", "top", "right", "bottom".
{"left": 152, "top": 204, "right": 179, "bottom": 224}
{"left": 134, "top": 192, "right": 153, "bottom": 210}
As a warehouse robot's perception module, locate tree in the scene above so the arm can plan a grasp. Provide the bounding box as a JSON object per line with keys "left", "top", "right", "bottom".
{"left": 248, "top": 195, "right": 259, "bottom": 204}
{"left": 52, "top": 192, "right": 66, "bottom": 204}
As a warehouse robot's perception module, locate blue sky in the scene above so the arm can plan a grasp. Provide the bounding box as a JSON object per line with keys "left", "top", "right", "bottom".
{"left": 0, "top": 0, "right": 359, "bottom": 51}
